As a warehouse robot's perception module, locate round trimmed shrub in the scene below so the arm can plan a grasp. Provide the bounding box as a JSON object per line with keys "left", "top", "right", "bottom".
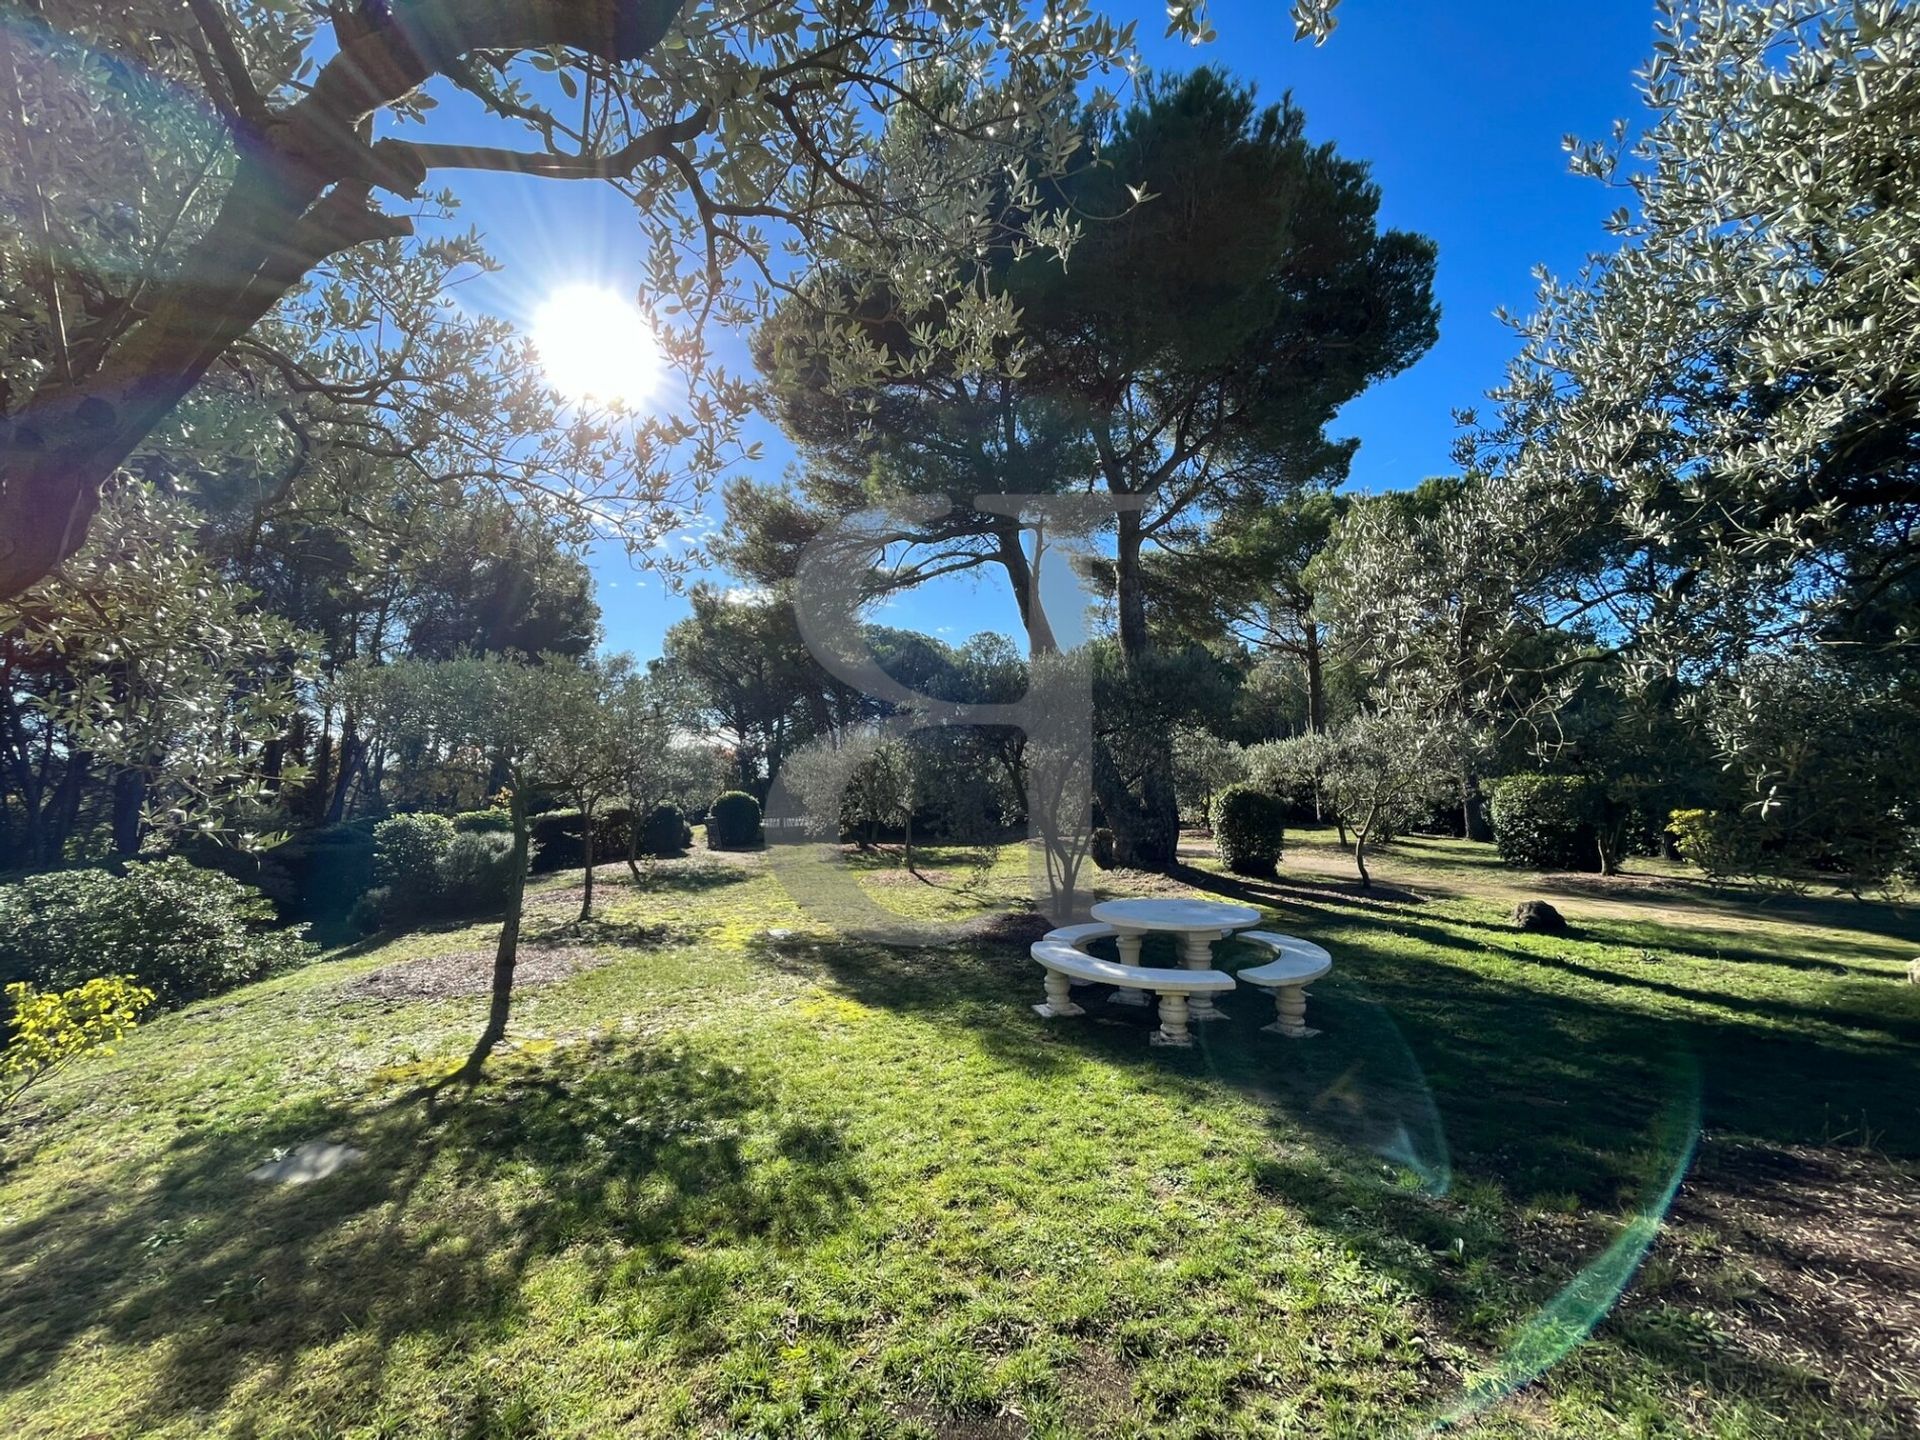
{"left": 1490, "top": 774, "right": 1602, "bottom": 872}
{"left": 346, "top": 886, "right": 392, "bottom": 938}
{"left": 0, "top": 857, "right": 313, "bottom": 1009}
{"left": 435, "top": 831, "right": 520, "bottom": 916}
{"left": 373, "top": 813, "right": 456, "bottom": 898}
{"left": 708, "top": 791, "right": 763, "bottom": 850}
{"left": 1211, "top": 784, "right": 1285, "bottom": 878}
{"left": 641, "top": 803, "right": 693, "bottom": 857}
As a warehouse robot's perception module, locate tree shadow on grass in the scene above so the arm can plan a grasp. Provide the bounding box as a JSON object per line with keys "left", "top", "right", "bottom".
{"left": 0, "top": 1036, "right": 865, "bottom": 1435}
{"left": 1166, "top": 859, "right": 1430, "bottom": 914}
{"left": 732, "top": 902, "right": 1918, "bottom": 1429}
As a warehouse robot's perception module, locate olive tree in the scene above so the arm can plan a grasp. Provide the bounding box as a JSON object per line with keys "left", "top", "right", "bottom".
{"left": 361, "top": 653, "right": 616, "bottom": 1075}
{"left": 0, "top": 480, "right": 310, "bottom": 858}
{"left": 1250, "top": 712, "right": 1455, "bottom": 888}
{"left": 1460, "top": 0, "right": 1920, "bottom": 672}
{"left": 0, "top": 0, "right": 1348, "bottom": 601}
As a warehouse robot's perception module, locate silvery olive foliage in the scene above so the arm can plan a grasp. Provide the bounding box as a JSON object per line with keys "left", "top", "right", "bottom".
{"left": 1248, "top": 712, "right": 1456, "bottom": 888}
{"left": 0, "top": 0, "right": 1352, "bottom": 600}
{"left": 0, "top": 480, "right": 310, "bottom": 846}
{"left": 1321, "top": 1, "right": 1918, "bottom": 863}
{"left": 1316, "top": 480, "right": 1592, "bottom": 754}
{"left": 1458, "top": 0, "right": 1920, "bottom": 671}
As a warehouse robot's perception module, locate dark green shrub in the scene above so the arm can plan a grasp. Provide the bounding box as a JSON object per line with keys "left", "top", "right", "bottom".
{"left": 529, "top": 808, "right": 633, "bottom": 872}
{"left": 373, "top": 813, "right": 456, "bottom": 897}
{"left": 1211, "top": 784, "right": 1285, "bottom": 877}
{"left": 346, "top": 886, "right": 392, "bottom": 938}
{"left": 0, "top": 857, "right": 312, "bottom": 1009}
{"left": 435, "top": 832, "right": 520, "bottom": 916}
{"left": 708, "top": 791, "right": 763, "bottom": 850}
{"left": 1490, "top": 774, "right": 1603, "bottom": 872}
{"left": 1090, "top": 827, "right": 1117, "bottom": 870}
{"left": 453, "top": 808, "right": 512, "bottom": 834}
{"left": 272, "top": 822, "right": 376, "bottom": 919}
{"left": 181, "top": 821, "right": 375, "bottom": 921}
{"left": 641, "top": 804, "right": 692, "bottom": 857}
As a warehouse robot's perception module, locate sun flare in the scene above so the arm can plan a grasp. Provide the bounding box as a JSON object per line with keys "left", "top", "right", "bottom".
{"left": 530, "top": 284, "right": 664, "bottom": 408}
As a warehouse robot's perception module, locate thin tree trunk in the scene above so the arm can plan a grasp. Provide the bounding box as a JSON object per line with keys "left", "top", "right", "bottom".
{"left": 1114, "top": 508, "right": 1149, "bottom": 660}
{"left": 325, "top": 714, "right": 360, "bottom": 824}
{"left": 461, "top": 781, "right": 530, "bottom": 1079}
{"left": 1109, "top": 507, "right": 1179, "bottom": 867}
{"left": 996, "top": 523, "right": 1057, "bottom": 655}
{"left": 578, "top": 801, "right": 596, "bottom": 921}
{"left": 1354, "top": 799, "right": 1379, "bottom": 889}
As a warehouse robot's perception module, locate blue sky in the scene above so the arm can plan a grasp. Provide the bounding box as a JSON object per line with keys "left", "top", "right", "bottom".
{"left": 438, "top": 2, "right": 1661, "bottom": 660}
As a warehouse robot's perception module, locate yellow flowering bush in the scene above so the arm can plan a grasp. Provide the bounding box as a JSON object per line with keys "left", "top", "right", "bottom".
{"left": 1, "top": 977, "right": 155, "bottom": 1122}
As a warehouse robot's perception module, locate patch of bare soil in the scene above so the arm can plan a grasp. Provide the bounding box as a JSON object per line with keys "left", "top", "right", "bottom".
{"left": 1058, "top": 1347, "right": 1136, "bottom": 1433}
{"left": 860, "top": 865, "right": 956, "bottom": 888}
{"left": 1656, "top": 1138, "right": 1920, "bottom": 1427}
{"left": 1093, "top": 865, "right": 1200, "bottom": 898}
{"left": 345, "top": 943, "right": 609, "bottom": 1001}
{"left": 958, "top": 908, "right": 1054, "bottom": 946}
{"left": 887, "top": 1401, "right": 1028, "bottom": 1440}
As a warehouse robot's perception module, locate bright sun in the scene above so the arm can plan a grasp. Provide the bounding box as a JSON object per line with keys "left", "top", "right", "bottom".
{"left": 530, "top": 284, "right": 664, "bottom": 408}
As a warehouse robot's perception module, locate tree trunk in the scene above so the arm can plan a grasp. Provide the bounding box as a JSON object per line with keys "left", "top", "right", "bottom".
{"left": 1114, "top": 508, "right": 1150, "bottom": 661}
{"left": 996, "top": 523, "right": 1057, "bottom": 655}
{"left": 1353, "top": 800, "right": 1378, "bottom": 889}
{"left": 578, "top": 801, "right": 596, "bottom": 921}
{"left": 1093, "top": 745, "right": 1180, "bottom": 870}
{"left": 461, "top": 780, "right": 530, "bottom": 1079}
{"left": 110, "top": 767, "right": 146, "bottom": 857}
{"left": 1104, "top": 507, "right": 1180, "bottom": 868}
{"left": 308, "top": 716, "right": 334, "bottom": 824}
{"left": 1303, "top": 620, "right": 1327, "bottom": 735}
{"left": 1460, "top": 770, "right": 1493, "bottom": 843}
{"left": 325, "top": 715, "right": 361, "bottom": 824}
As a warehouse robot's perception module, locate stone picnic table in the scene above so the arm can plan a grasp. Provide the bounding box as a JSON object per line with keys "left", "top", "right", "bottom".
{"left": 1088, "top": 896, "right": 1262, "bottom": 1021}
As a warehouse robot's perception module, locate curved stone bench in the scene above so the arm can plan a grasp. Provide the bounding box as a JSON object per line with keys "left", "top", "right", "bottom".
{"left": 1236, "top": 931, "right": 1332, "bottom": 1038}
{"left": 1030, "top": 940, "right": 1233, "bottom": 1047}
{"left": 1040, "top": 922, "right": 1124, "bottom": 995}
{"left": 1042, "top": 922, "right": 1120, "bottom": 950}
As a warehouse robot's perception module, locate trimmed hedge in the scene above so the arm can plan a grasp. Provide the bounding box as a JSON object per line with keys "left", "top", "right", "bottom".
{"left": 373, "top": 813, "right": 456, "bottom": 895}
{"left": 708, "top": 791, "right": 762, "bottom": 850}
{"left": 640, "top": 803, "right": 693, "bottom": 857}
{"left": 1211, "top": 784, "right": 1285, "bottom": 878}
{"left": 0, "top": 857, "right": 312, "bottom": 1010}
{"left": 529, "top": 808, "right": 634, "bottom": 873}
{"left": 453, "top": 808, "right": 513, "bottom": 834}
{"left": 1490, "top": 774, "right": 1602, "bottom": 872}
{"left": 435, "top": 831, "right": 519, "bottom": 914}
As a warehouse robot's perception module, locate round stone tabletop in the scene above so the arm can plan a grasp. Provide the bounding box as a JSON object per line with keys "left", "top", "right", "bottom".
{"left": 1089, "top": 897, "right": 1262, "bottom": 932}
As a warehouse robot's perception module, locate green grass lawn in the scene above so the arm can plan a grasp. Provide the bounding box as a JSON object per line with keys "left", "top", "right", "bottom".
{"left": 2, "top": 829, "right": 1915, "bottom": 1438}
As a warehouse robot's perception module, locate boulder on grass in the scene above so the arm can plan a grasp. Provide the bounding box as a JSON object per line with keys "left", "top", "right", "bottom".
{"left": 1512, "top": 900, "right": 1568, "bottom": 934}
